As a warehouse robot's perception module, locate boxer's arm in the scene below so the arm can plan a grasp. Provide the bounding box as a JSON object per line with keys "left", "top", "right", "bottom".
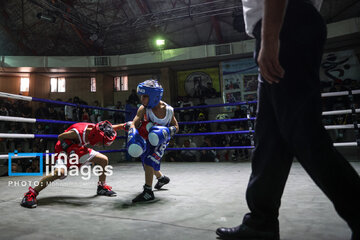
{"left": 58, "top": 130, "right": 78, "bottom": 151}
{"left": 58, "top": 130, "right": 78, "bottom": 141}
{"left": 170, "top": 114, "right": 179, "bottom": 134}
{"left": 113, "top": 123, "right": 126, "bottom": 131}
{"left": 130, "top": 105, "right": 145, "bottom": 129}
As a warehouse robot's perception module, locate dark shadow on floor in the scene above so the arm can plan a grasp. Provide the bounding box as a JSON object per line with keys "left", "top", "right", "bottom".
{"left": 113, "top": 198, "right": 161, "bottom": 209}
{"left": 38, "top": 195, "right": 99, "bottom": 207}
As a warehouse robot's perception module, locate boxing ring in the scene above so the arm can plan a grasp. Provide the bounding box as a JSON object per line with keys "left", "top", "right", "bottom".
{"left": 0, "top": 90, "right": 359, "bottom": 240}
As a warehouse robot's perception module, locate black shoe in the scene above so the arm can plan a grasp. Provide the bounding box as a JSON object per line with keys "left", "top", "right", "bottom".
{"left": 216, "top": 224, "right": 279, "bottom": 240}
{"left": 21, "top": 187, "right": 38, "bottom": 208}
{"left": 132, "top": 185, "right": 155, "bottom": 203}
{"left": 154, "top": 175, "right": 170, "bottom": 190}
{"left": 97, "top": 184, "right": 117, "bottom": 197}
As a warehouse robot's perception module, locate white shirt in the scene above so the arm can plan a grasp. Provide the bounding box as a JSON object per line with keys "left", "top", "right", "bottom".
{"left": 242, "top": 0, "right": 323, "bottom": 37}
{"left": 146, "top": 102, "right": 174, "bottom": 126}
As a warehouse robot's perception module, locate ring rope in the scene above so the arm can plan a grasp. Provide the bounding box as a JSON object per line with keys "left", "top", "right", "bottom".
{"left": 1, "top": 141, "right": 357, "bottom": 161}
{"left": 321, "top": 89, "right": 360, "bottom": 97}
{"left": 0, "top": 133, "right": 126, "bottom": 139}
{"left": 0, "top": 115, "right": 77, "bottom": 125}
{"left": 0, "top": 91, "right": 129, "bottom": 113}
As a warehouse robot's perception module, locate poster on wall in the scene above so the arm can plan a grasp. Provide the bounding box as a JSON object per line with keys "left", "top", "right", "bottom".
{"left": 320, "top": 50, "right": 360, "bottom": 83}
{"left": 177, "top": 68, "right": 220, "bottom": 98}
{"left": 221, "top": 58, "right": 258, "bottom": 103}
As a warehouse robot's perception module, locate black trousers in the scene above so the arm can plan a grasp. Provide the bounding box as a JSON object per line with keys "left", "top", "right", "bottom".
{"left": 242, "top": 0, "right": 360, "bottom": 233}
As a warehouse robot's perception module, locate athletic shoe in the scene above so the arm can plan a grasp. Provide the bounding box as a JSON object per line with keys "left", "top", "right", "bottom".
{"left": 154, "top": 175, "right": 170, "bottom": 190}
{"left": 97, "top": 184, "right": 117, "bottom": 197}
{"left": 216, "top": 224, "right": 279, "bottom": 240}
{"left": 21, "top": 187, "right": 38, "bottom": 208}
{"left": 132, "top": 185, "right": 155, "bottom": 203}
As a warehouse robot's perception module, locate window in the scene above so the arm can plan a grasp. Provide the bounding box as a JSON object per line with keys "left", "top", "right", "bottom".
{"left": 90, "top": 77, "right": 96, "bottom": 92}
{"left": 114, "top": 76, "right": 128, "bottom": 91}
{"left": 20, "top": 77, "right": 29, "bottom": 92}
{"left": 51, "top": 77, "right": 66, "bottom": 92}
{"left": 58, "top": 77, "right": 66, "bottom": 92}
{"left": 50, "top": 78, "right": 57, "bottom": 92}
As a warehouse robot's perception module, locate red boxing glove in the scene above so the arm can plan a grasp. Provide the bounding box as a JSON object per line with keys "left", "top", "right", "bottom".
{"left": 124, "top": 121, "right": 153, "bottom": 140}
{"left": 138, "top": 121, "right": 154, "bottom": 140}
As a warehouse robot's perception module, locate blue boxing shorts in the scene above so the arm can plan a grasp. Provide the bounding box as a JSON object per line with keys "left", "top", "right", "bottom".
{"left": 141, "top": 140, "right": 168, "bottom": 171}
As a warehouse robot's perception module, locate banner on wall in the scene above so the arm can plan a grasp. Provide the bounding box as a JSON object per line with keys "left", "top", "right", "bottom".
{"left": 177, "top": 68, "right": 220, "bottom": 98}
{"left": 320, "top": 50, "right": 360, "bottom": 82}
{"left": 221, "top": 58, "right": 258, "bottom": 103}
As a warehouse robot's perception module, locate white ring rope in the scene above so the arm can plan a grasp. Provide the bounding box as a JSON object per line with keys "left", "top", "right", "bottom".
{"left": 322, "top": 109, "right": 360, "bottom": 116}
{"left": 0, "top": 116, "right": 36, "bottom": 123}
{"left": 333, "top": 142, "right": 358, "bottom": 147}
{"left": 0, "top": 133, "right": 35, "bottom": 139}
{"left": 321, "top": 89, "right": 360, "bottom": 97}
{"left": 325, "top": 124, "right": 360, "bottom": 130}
{"left": 0, "top": 92, "right": 32, "bottom": 101}
{"left": 0, "top": 154, "right": 37, "bottom": 160}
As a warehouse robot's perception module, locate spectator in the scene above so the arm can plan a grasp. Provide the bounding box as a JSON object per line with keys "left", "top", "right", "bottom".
{"left": 20, "top": 123, "right": 33, "bottom": 150}
{"left": 0, "top": 104, "right": 9, "bottom": 116}
{"left": 125, "top": 100, "right": 136, "bottom": 122}
{"left": 113, "top": 101, "right": 125, "bottom": 123}
{"left": 81, "top": 108, "right": 90, "bottom": 122}
{"left": 48, "top": 106, "right": 58, "bottom": 120}
{"left": 11, "top": 162, "right": 20, "bottom": 173}
{"left": 195, "top": 97, "right": 209, "bottom": 120}
{"left": 19, "top": 102, "right": 32, "bottom": 118}
{"left": 34, "top": 124, "right": 47, "bottom": 152}
{"left": 0, "top": 104, "right": 9, "bottom": 132}
{"left": 200, "top": 136, "right": 219, "bottom": 162}
{"left": 179, "top": 96, "right": 194, "bottom": 121}
{"left": 195, "top": 113, "right": 211, "bottom": 133}
{"left": 73, "top": 96, "right": 81, "bottom": 121}
{"left": 6, "top": 124, "right": 19, "bottom": 152}
{"left": 90, "top": 100, "right": 102, "bottom": 123}
{"left": 179, "top": 96, "right": 195, "bottom": 133}
{"left": 230, "top": 126, "right": 251, "bottom": 161}
{"left": 54, "top": 99, "right": 63, "bottom": 115}
{"left": 64, "top": 98, "right": 74, "bottom": 121}
{"left": 214, "top": 121, "right": 231, "bottom": 161}
{"left": 232, "top": 105, "right": 247, "bottom": 129}
{"left": 35, "top": 103, "right": 49, "bottom": 119}
{"left": 127, "top": 89, "right": 140, "bottom": 106}
{"left": 163, "top": 138, "right": 179, "bottom": 162}
{"left": 180, "top": 139, "right": 198, "bottom": 162}
{"left": 26, "top": 158, "right": 40, "bottom": 173}
{"left": 204, "top": 82, "right": 217, "bottom": 98}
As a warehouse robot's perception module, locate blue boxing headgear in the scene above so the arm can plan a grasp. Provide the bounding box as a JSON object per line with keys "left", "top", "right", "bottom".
{"left": 137, "top": 80, "right": 163, "bottom": 109}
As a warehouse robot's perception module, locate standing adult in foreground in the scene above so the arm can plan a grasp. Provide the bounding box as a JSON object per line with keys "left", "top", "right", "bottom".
{"left": 216, "top": 0, "right": 360, "bottom": 239}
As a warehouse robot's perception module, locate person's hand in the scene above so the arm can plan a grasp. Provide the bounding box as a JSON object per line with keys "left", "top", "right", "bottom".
{"left": 257, "top": 39, "right": 285, "bottom": 84}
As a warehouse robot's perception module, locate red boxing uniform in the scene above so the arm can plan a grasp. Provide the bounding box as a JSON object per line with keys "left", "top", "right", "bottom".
{"left": 54, "top": 123, "right": 99, "bottom": 170}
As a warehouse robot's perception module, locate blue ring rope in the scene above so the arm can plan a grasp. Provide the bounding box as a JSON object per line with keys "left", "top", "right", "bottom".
{"left": 34, "top": 134, "right": 127, "bottom": 139}
{"left": 36, "top": 119, "right": 77, "bottom": 124}
{"left": 33, "top": 130, "right": 251, "bottom": 139}
{"left": 41, "top": 146, "right": 254, "bottom": 156}
{"left": 1, "top": 116, "right": 256, "bottom": 126}
{"left": 32, "top": 97, "right": 129, "bottom": 113}
{"left": 174, "top": 100, "right": 257, "bottom": 111}
{"left": 175, "top": 130, "right": 254, "bottom": 137}
{"left": 179, "top": 117, "right": 256, "bottom": 125}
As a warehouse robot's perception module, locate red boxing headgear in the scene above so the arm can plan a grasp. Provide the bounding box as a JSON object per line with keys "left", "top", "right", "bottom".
{"left": 88, "top": 121, "right": 117, "bottom": 146}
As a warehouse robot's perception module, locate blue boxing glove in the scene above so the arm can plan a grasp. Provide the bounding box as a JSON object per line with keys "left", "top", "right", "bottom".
{"left": 127, "top": 127, "right": 146, "bottom": 157}
{"left": 148, "top": 126, "right": 176, "bottom": 146}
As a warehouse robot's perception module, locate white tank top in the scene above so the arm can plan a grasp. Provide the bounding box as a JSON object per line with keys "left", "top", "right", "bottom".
{"left": 146, "top": 102, "right": 174, "bottom": 127}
